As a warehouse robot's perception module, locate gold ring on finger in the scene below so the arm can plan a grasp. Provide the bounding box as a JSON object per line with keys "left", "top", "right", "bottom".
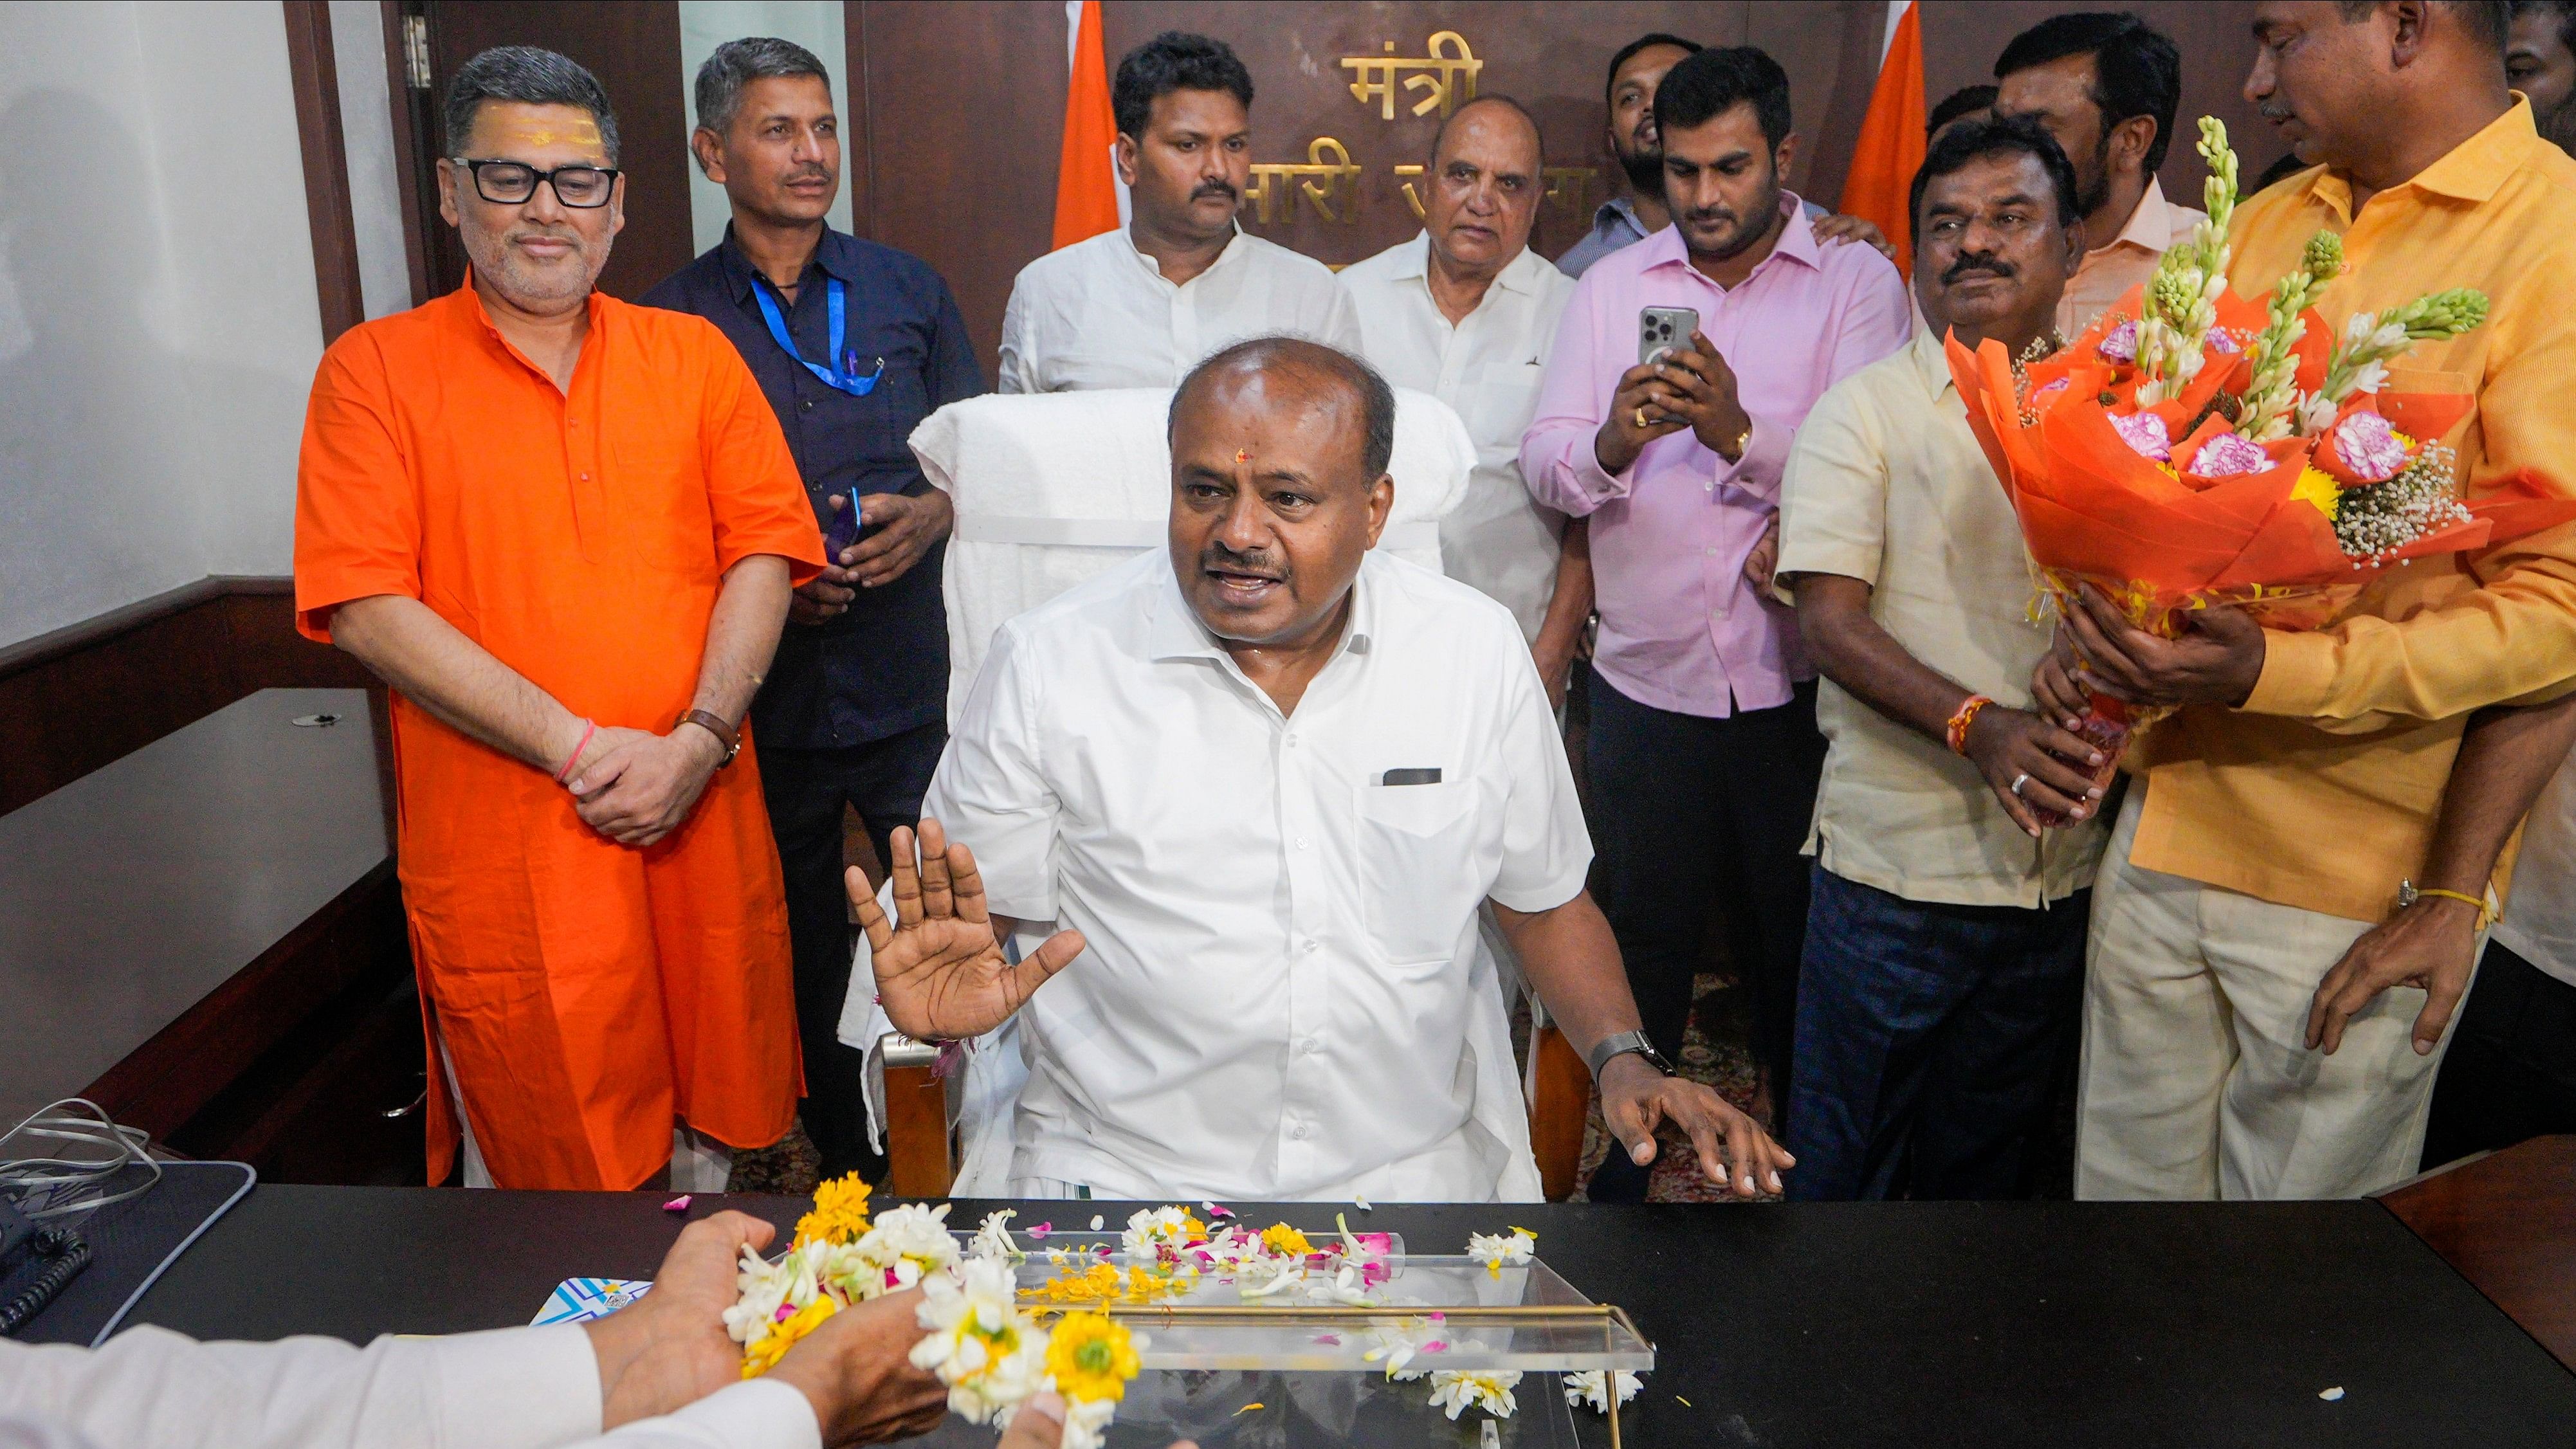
{"left": 1635, "top": 406, "right": 1650, "bottom": 428}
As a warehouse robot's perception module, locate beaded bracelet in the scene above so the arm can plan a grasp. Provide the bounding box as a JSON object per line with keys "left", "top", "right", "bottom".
{"left": 1946, "top": 695, "right": 1994, "bottom": 756}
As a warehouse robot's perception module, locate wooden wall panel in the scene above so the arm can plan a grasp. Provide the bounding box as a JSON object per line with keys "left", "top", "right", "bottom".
{"left": 850, "top": 0, "right": 1070, "bottom": 373}
{"left": 0, "top": 581, "right": 378, "bottom": 817}
{"left": 284, "top": 0, "right": 367, "bottom": 344}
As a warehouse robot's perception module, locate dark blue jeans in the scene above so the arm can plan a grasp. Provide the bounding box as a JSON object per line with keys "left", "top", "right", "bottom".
{"left": 1785, "top": 866, "right": 2087, "bottom": 1201}
{"left": 757, "top": 721, "right": 947, "bottom": 1180}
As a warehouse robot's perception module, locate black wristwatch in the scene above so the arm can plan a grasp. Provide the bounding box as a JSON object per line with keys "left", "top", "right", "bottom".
{"left": 1585, "top": 1030, "right": 1676, "bottom": 1081}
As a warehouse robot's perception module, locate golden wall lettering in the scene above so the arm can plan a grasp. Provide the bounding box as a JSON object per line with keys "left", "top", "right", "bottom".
{"left": 1340, "top": 32, "right": 1481, "bottom": 120}
{"left": 1245, "top": 136, "right": 1364, "bottom": 224}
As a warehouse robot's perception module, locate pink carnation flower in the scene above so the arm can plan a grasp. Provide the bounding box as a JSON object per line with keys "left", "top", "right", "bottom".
{"left": 2096, "top": 318, "right": 2139, "bottom": 363}
{"left": 2205, "top": 328, "right": 2243, "bottom": 355}
{"left": 2030, "top": 376, "right": 2070, "bottom": 408}
{"left": 2188, "top": 431, "right": 2270, "bottom": 478}
{"left": 2331, "top": 410, "right": 2407, "bottom": 482}
{"left": 2109, "top": 410, "right": 2170, "bottom": 460}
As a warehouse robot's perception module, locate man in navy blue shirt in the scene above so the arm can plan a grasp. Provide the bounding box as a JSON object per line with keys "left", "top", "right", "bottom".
{"left": 644, "top": 37, "right": 983, "bottom": 1180}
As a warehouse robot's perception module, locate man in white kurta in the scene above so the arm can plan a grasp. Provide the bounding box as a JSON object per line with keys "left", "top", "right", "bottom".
{"left": 1338, "top": 96, "right": 1585, "bottom": 700}
{"left": 849, "top": 338, "right": 1794, "bottom": 1203}
{"left": 995, "top": 32, "right": 1358, "bottom": 392}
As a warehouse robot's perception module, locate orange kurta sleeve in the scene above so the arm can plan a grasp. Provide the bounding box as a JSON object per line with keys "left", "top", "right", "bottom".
{"left": 691, "top": 320, "right": 827, "bottom": 585}
{"left": 293, "top": 331, "right": 421, "bottom": 642}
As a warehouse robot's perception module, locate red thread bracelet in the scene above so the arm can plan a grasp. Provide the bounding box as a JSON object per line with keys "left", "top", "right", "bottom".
{"left": 554, "top": 720, "right": 597, "bottom": 784}
{"left": 1946, "top": 695, "right": 1993, "bottom": 756}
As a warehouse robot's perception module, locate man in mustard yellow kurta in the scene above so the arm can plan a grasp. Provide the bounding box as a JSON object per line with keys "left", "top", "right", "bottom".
{"left": 2038, "top": 3, "right": 2576, "bottom": 1199}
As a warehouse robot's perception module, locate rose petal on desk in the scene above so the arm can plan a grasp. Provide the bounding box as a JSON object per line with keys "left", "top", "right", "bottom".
{"left": 662, "top": 1195, "right": 691, "bottom": 1213}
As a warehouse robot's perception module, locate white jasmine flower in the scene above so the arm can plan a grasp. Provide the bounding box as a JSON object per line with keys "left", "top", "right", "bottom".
{"left": 1119, "top": 1205, "right": 1202, "bottom": 1259}
{"left": 1466, "top": 1227, "right": 1537, "bottom": 1277}
{"left": 1359, "top": 1317, "right": 1443, "bottom": 1380}
{"left": 1564, "top": 1370, "right": 1644, "bottom": 1413}
{"left": 1427, "top": 1369, "right": 1522, "bottom": 1421}
{"left": 1053, "top": 1396, "right": 1120, "bottom": 1449}
{"left": 724, "top": 1244, "right": 797, "bottom": 1344}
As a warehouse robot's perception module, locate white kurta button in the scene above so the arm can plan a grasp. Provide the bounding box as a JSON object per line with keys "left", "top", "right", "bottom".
{"left": 1303, "top": 939, "right": 1320, "bottom": 953}
{"left": 1295, "top": 837, "right": 1311, "bottom": 850}
{"left": 1290, "top": 1122, "right": 1310, "bottom": 1140}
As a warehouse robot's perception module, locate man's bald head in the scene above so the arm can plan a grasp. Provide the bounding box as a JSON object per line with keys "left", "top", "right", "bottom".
{"left": 1430, "top": 94, "right": 1541, "bottom": 168}
{"left": 1165, "top": 337, "right": 1396, "bottom": 647}
{"left": 1169, "top": 336, "right": 1395, "bottom": 481}
{"left": 1421, "top": 94, "right": 1546, "bottom": 275}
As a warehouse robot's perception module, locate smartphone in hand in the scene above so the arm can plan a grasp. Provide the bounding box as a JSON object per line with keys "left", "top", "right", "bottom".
{"left": 1639, "top": 306, "right": 1699, "bottom": 367}
{"left": 822, "top": 493, "right": 864, "bottom": 558}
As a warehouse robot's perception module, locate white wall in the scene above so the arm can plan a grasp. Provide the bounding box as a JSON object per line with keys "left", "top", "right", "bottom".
{"left": 677, "top": 1, "right": 854, "bottom": 255}
{"left": 331, "top": 0, "right": 415, "bottom": 321}
{"left": 0, "top": 0, "right": 325, "bottom": 650}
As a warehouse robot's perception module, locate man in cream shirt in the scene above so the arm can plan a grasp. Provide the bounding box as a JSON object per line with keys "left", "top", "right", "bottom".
{"left": 1776, "top": 120, "right": 2106, "bottom": 1200}
{"left": 998, "top": 31, "right": 1358, "bottom": 392}
{"left": 850, "top": 338, "right": 1793, "bottom": 1203}
{"left": 1338, "top": 96, "right": 1589, "bottom": 708}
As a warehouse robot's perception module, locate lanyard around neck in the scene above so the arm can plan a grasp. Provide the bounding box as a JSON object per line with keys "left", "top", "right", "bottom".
{"left": 752, "top": 274, "right": 882, "bottom": 397}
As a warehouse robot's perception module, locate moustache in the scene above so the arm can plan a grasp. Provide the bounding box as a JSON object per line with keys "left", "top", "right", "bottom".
{"left": 1943, "top": 254, "right": 2015, "bottom": 285}
{"left": 1203, "top": 541, "right": 1283, "bottom": 581}
{"left": 506, "top": 227, "right": 584, "bottom": 250}
{"left": 1191, "top": 179, "right": 1239, "bottom": 202}
{"left": 1683, "top": 206, "right": 1739, "bottom": 232}
{"left": 781, "top": 167, "right": 832, "bottom": 185}
{"left": 2258, "top": 101, "right": 2294, "bottom": 122}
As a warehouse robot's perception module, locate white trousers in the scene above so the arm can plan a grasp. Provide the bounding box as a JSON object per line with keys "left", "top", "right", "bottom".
{"left": 2075, "top": 787, "right": 2472, "bottom": 1200}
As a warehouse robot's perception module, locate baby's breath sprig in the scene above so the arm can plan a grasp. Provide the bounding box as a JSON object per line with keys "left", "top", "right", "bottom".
{"left": 2332, "top": 441, "right": 2469, "bottom": 561}
{"left": 2238, "top": 231, "right": 2344, "bottom": 441}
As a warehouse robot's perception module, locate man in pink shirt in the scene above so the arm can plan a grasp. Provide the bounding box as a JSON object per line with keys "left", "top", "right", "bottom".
{"left": 1521, "top": 45, "right": 1910, "bottom": 1198}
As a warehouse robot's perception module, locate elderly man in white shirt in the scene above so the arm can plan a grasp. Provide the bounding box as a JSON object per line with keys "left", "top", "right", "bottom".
{"left": 0, "top": 1212, "right": 975, "bottom": 1449}
{"left": 853, "top": 337, "right": 1791, "bottom": 1203}
{"left": 996, "top": 32, "right": 1359, "bottom": 394}
{"left": 1338, "top": 95, "right": 1589, "bottom": 709}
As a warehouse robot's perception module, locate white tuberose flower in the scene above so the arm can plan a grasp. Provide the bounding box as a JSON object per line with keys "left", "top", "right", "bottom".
{"left": 1427, "top": 1369, "right": 1522, "bottom": 1421}
{"left": 969, "top": 1209, "right": 1021, "bottom": 1264}
{"left": 1466, "top": 1227, "right": 1537, "bottom": 1276}
{"left": 1564, "top": 1370, "right": 1644, "bottom": 1413}
{"left": 1120, "top": 1205, "right": 1198, "bottom": 1259}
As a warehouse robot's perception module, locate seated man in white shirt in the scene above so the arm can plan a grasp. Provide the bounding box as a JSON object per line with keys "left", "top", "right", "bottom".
{"left": 996, "top": 32, "right": 1361, "bottom": 393}
{"left": 854, "top": 337, "right": 1792, "bottom": 1202}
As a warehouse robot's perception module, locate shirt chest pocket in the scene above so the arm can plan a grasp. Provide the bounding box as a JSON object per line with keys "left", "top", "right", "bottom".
{"left": 598, "top": 423, "right": 717, "bottom": 575}
{"left": 1352, "top": 779, "right": 1490, "bottom": 965}
{"left": 1465, "top": 363, "right": 1544, "bottom": 453}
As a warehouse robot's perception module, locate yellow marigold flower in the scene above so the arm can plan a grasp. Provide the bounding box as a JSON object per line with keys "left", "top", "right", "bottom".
{"left": 792, "top": 1172, "right": 873, "bottom": 1248}
{"left": 1046, "top": 1311, "right": 1142, "bottom": 1404}
{"left": 1259, "top": 1224, "right": 1313, "bottom": 1258}
{"left": 741, "top": 1293, "right": 839, "bottom": 1378}
{"left": 2290, "top": 464, "right": 2343, "bottom": 521}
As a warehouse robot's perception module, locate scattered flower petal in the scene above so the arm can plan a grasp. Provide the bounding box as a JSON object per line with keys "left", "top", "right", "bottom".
{"left": 1354, "top": 1194, "right": 1373, "bottom": 1212}
{"left": 1565, "top": 1370, "right": 1645, "bottom": 1414}
{"left": 2320, "top": 1387, "right": 2345, "bottom": 1402}
{"left": 662, "top": 1195, "right": 691, "bottom": 1213}
{"left": 1089, "top": 1216, "right": 1104, "bottom": 1230}
{"left": 1026, "top": 1222, "right": 1052, "bottom": 1239}
{"left": 1236, "top": 1403, "right": 1265, "bottom": 1415}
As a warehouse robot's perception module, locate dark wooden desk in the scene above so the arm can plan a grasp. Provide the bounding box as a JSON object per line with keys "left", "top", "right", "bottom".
{"left": 123, "top": 1189, "right": 2575, "bottom": 1447}
{"left": 0, "top": 688, "right": 423, "bottom": 1180}
{"left": 2382, "top": 1135, "right": 2576, "bottom": 1373}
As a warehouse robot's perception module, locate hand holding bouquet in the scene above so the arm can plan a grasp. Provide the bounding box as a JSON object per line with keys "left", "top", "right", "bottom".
{"left": 1947, "top": 117, "right": 2576, "bottom": 823}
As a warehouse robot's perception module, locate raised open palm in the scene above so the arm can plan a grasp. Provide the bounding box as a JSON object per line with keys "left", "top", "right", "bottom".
{"left": 850, "top": 816, "right": 1085, "bottom": 1043}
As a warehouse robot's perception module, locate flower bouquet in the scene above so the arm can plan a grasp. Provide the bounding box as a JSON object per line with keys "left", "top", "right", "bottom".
{"left": 1946, "top": 116, "right": 2576, "bottom": 823}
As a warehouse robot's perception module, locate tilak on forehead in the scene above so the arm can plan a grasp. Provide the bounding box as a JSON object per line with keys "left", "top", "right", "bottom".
{"left": 489, "top": 112, "right": 605, "bottom": 149}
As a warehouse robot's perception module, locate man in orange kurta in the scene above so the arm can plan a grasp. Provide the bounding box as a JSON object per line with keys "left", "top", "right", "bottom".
{"left": 293, "top": 47, "right": 823, "bottom": 1190}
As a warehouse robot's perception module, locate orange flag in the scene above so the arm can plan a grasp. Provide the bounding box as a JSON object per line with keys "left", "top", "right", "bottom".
{"left": 1051, "top": 0, "right": 1120, "bottom": 250}
{"left": 1839, "top": 1, "right": 1924, "bottom": 276}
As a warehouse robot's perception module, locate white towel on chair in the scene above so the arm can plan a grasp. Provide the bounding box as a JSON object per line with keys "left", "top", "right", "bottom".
{"left": 910, "top": 386, "right": 1475, "bottom": 727}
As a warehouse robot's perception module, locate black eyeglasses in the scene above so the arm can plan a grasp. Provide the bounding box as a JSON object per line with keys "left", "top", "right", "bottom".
{"left": 452, "top": 158, "right": 619, "bottom": 208}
